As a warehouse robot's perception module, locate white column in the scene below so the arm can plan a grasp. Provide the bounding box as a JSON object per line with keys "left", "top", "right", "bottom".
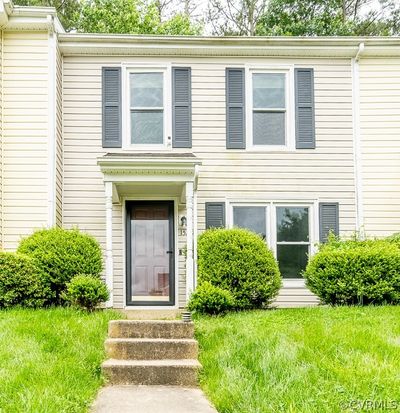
{"left": 185, "top": 181, "right": 194, "bottom": 301}
{"left": 105, "top": 181, "right": 113, "bottom": 307}
{"left": 193, "top": 189, "right": 198, "bottom": 289}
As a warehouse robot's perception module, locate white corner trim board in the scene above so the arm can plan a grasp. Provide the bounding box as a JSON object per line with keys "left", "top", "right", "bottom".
{"left": 351, "top": 42, "right": 365, "bottom": 236}
{"left": 47, "top": 20, "right": 57, "bottom": 228}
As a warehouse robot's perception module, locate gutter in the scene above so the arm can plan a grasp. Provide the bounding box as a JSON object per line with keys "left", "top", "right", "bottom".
{"left": 352, "top": 42, "right": 365, "bottom": 237}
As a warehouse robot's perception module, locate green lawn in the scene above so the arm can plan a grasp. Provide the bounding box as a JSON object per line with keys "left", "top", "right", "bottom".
{"left": 0, "top": 307, "right": 122, "bottom": 413}
{"left": 195, "top": 307, "right": 400, "bottom": 413}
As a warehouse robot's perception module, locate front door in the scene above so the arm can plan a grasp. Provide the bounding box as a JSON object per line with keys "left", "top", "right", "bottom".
{"left": 126, "top": 201, "right": 175, "bottom": 306}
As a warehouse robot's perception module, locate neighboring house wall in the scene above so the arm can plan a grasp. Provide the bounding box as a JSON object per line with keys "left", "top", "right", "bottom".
{"left": 359, "top": 58, "right": 400, "bottom": 237}
{"left": 62, "top": 55, "right": 356, "bottom": 308}
{"left": 2, "top": 31, "right": 49, "bottom": 250}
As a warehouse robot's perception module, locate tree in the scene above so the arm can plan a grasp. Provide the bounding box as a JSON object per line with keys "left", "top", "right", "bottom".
{"left": 14, "top": 0, "right": 79, "bottom": 31}
{"left": 256, "top": 0, "right": 400, "bottom": 36}
{"left": 75, "top": 0, "right": 202, "bottom": 34}
{"left": 208, "top": 0, "right": 269, "bottom": 35}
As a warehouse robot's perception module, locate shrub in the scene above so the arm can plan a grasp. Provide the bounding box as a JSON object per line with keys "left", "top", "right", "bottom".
{"left": 304, "top": 238, "right": 400, "bottom": 305}
{"left": 188, "top": 282, "right": 235, "bottom": 315}
{"left": 0, "top": 252, "right": 52, "bottom": 308}
{"left": 63, "top": 274, "right": 109, "bottom": 311}
{"left": 18, "top": 228, "right": 103, "bottom": 304}
{"left": 197, "top": 228, "right": 281, "bottom": 310}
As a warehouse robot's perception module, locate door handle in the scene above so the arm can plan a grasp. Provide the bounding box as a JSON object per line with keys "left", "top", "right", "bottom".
{"left": 166, "top": 250, "right": 173, "bottom": 254}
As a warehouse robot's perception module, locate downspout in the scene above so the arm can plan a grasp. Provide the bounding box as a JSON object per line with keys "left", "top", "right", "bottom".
{"left": 47, "top": 14, "right": 57, "bottom": 227}
{"left": 352, "top": 42, "right": 365, "bottom": 237}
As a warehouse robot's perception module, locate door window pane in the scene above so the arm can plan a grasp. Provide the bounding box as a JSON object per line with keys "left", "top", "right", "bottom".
{"left": 233, "top": 206, "right": 266, "bottom": 239}
{"left": 131, "top": 110, "right": 163, "bottom": 144}
{"left": 277, "top": 207, "right": 309, "bottom": 242}
{"left": 253, "top": 112, "right": 285, "bottom": 145}
{"left": 130, "top": 73, "right": 163, "bottom": 108}
{"left": 253, "top": 73, "right": 285, "bottom": 109}
{"left": 277, "top": 244, "right": 309, "bottom": 279}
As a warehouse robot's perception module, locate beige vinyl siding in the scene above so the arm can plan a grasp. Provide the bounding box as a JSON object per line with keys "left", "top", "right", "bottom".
{"left": 2, "top": 31, "right": 49, "bottom": 250}
{"left": 360, "top": 58, "right": 400, "bottom": 237}
{"left": 55, "top": 43, "right": 63, "bottom": 227}
{"left": 62, "top": 56, "right": 356, "bottom": 308}
{"left": 0, "top": 30, "right": 3, "bottom": 249}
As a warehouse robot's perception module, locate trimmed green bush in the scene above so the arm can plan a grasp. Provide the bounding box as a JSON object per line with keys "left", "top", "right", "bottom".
{"left": 198, "top": 228, "right": 281, "bottom": 310}
{"left": 304, "top": 238, "right": 400, "bottom": 305}
{"left": 0, "top": 252, "right": 51, "bottom": 308}
{"left": 18, "top": 228, "right": 103, "bottom": 304}
{"left": 188, "top": 282, "right": 235, "bottom": 315}
{"left": 63, "top": 274, "right": 109, "bottom": 311}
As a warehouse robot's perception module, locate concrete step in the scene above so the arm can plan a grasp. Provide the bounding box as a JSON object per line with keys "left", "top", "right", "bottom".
{"left": 102, "top": 359, "right": 201, "bottom": 386}
{"left": 105, "top": 338, "right": 199, "bottom": 360}
{"left": 109, "top": 320, "right": 194, "bottom": 339}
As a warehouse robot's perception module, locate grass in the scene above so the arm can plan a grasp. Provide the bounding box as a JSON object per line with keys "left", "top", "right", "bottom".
{"left": 0, "top": 307, "right": 122, "bottom": 413}
{"left": 195, "top": 306, "right": 400, "bottom": 413}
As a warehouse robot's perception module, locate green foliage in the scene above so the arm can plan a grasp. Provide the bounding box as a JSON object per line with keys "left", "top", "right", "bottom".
{"left": 195, "top": 307, "right": 400, "bottom": 413}
{"left": 256, "top": 0, "right": 400, "bottom": 36}
{"left": 197, "top": 228, "right": 281, "bottom": 310}
{"left": 14, "top": 0, "right": 80, "bottom": 31}
{"left": 304, "top": 238, "right": 400, "bottom": 305}
{"left": 63, "top": 275, "right": 109, "bottom": 311}
{"left": 76, "top": 0, "right": 201, "bottom": 34}
{"left": 18, "top": 228, "right": 103, "bottom": 304}
{"left": 0, "top": 252, "right": 51, "bottom": 308}
{"left": 0, "top": 307, "right": 122, "bottom": 412}
{"left": 188, "top": 281, "right": 235, "bottom": 315}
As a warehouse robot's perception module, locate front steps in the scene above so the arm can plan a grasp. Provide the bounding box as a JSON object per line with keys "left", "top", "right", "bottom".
{"left": 102, "top": 320, "right": 201, "bottom": 386}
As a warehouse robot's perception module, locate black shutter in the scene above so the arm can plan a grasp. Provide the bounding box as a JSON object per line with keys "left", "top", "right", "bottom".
{"left": 226, "top": 68, "right": 245, "bottom": 149}
{"left": 205, "top": 202, "right": 226, "bottom": 229}
{"left": 319, "top": 203, "right": 339, "bottom": 242}
{"left": 102, "top": 67, "right": 122, "bottom": 148}
{"left": 295, "top": 68, "right": 315, "bottom": 149}
{"left": 172, "top": 67, "right": 192, "bottom": 148}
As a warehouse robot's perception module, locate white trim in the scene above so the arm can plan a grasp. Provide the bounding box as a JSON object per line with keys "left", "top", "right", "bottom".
{"left": 185, "top": 181, "right": 194, "bottom": 300}
{"left": 352, "top": 46, "right": 365, "bottom": 237}
{"left": 47, "top": 26, "right": 57, "bottom": 228}
{"left": 245, "top": 65, "right": 295, "bottom": 151}
{"left": 58, "top": 34, "right": 400, "bottom": 58}
{"left": 121, "top": 195, "right": 179, "bottom": 310}
{"left": 105, "top": 181, "right": 114, "bottom": 307}
{"left": 122, "top": 64, "right": 172, "bottom": 151}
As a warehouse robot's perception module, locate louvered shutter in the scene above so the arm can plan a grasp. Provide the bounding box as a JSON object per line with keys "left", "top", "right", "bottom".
{"left": 226, "top": 68, "right": 245, "bottom": 149}
{"left": 173, "top": 67, "right": 192, "bottom": 148}
{"left": 295, "top": 68, "right": 315, "bottom": 149}
{"left": 205, "top": 202, "right": 226, "bottom": 229}
{"left": 319, "top": 203, "right": 339, "bottom": 243}
{"left": 102, "top": 67, "right": 122, "bottom": 148}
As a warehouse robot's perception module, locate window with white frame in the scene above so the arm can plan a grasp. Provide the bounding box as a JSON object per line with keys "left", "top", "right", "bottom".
{"left": 232, "top": 204, "right": 311, "bottom": 278}
{"left": 250, "top": 70, "right": 292, "bottom": 149}
{"left": 129, "top": 71, "right": 165, "bottom": 146}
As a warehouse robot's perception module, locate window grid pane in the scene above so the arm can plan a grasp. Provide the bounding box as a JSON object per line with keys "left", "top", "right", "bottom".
{"left": 253, "top": 73, "right": 286, "bottom": 109}
{"left": 233, "top": 206, "right": 267, "bottom": 239}
{"left": 130, "top": 72, "right": 163, "bottom": 108}
{"left": 253, "top": 111, "right": 286, "bottom": 145}
{"left": 131, "top": 110, "right": 163, "bottom": 145}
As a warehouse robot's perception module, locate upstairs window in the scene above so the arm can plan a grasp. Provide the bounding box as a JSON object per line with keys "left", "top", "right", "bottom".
{"left": 129, "top": 71, "right": 165, "bottom": 147}
{"left": 247, "top": 68, "right": 295, "bottom": 150}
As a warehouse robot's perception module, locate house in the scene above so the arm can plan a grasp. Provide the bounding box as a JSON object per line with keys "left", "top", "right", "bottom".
{"left": 0, "top": 0, "right": 399, "bottom": 310}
